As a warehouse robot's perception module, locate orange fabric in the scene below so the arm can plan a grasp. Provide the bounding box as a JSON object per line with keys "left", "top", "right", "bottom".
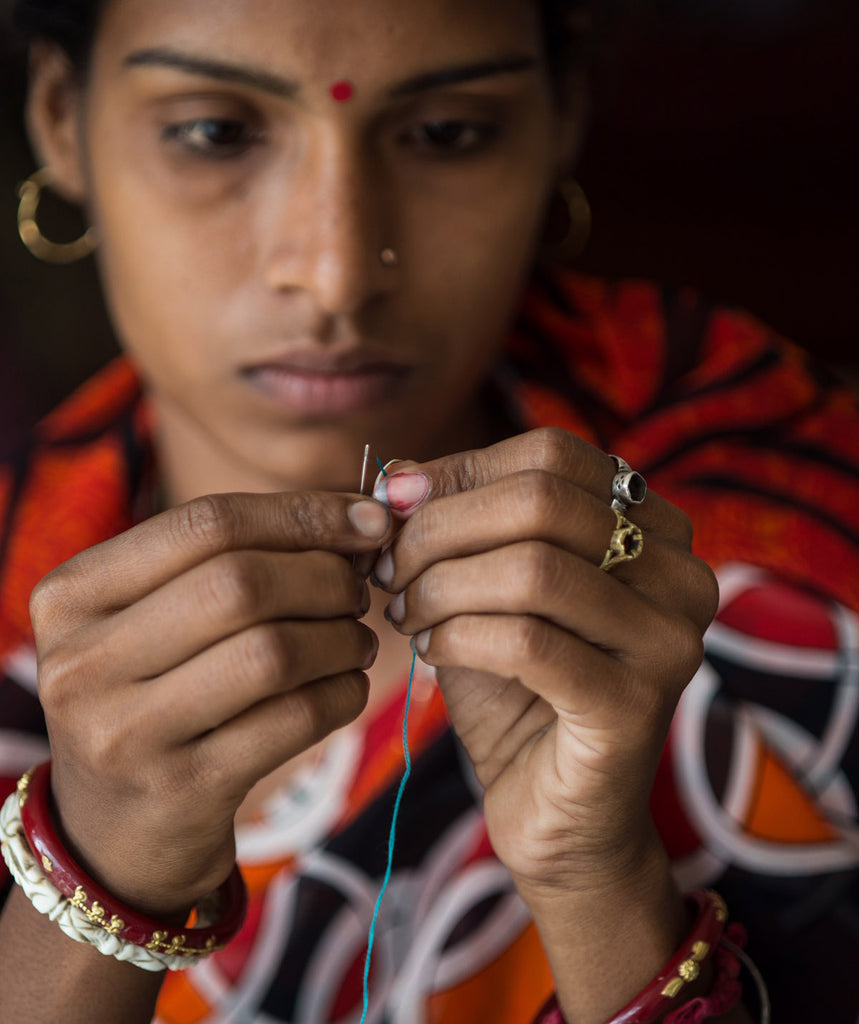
{"left": 1, "top": 267, "right": 857, "bottom": 1023}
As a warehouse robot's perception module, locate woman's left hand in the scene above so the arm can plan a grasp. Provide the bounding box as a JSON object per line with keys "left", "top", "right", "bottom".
{"left": 371, "top": 427, "right": 719, "bottom": 896}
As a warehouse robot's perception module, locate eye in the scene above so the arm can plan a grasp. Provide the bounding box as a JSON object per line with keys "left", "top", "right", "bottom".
{"left": 161, "top": 118, "right": 262, "bottom": 158}
{"left": 402, "top": 120, "right": 500, "bottom": 156}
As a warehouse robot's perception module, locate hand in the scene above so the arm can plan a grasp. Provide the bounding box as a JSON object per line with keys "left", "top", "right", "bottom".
{"left": 30, "top": 491, "right": 393, "bottom": 917}
{"left": 372, "top": 427, "right": 719, "bottom": 895}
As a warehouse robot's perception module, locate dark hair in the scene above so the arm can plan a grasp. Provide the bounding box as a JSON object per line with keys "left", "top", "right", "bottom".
{"left": 14, "top": 0, "right": 594, "bottom": 83}
{"left": 13, "top": 0, "right": 105, "bottom": 71}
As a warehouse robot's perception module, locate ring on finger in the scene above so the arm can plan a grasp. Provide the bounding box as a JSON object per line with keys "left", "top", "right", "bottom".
{"left": 600, "top": 507, "right": 644, "bottom": 571}
{"left": 609, "top": 454, "right": 647, "bottom": 513}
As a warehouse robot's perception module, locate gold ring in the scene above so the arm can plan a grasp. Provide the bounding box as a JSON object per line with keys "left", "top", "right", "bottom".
{"left": 599, "top": 507, "right": 643, "bottom": 571}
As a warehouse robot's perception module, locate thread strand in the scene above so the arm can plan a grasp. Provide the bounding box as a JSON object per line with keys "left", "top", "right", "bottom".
{"left": 359, "top": 647, "right": 417, "bottom": 1023}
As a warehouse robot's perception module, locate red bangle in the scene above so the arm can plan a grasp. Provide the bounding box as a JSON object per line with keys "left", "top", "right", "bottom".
{"left": 531, "top": 890, "right": 730, "bottom": 1024}
{"left": 662, "top": 923, "right": 746, "bottom": 1024}
{"left": 605, "top": 889, "right": 728, "bottom": 1024}
{"left": 17, "top": 762, "right": 247, "bottom": 958}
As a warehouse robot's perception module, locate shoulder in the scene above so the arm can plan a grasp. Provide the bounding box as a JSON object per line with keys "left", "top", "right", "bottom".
{"left": 520, "top": 265, "right": 853, "bottom": 419}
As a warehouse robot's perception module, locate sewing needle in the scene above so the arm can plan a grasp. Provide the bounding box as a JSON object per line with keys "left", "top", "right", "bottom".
{"left": 352, "top": 443, "right": 371, "bottom": 569}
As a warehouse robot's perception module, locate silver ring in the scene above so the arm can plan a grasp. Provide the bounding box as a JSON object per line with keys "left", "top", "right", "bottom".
{"left": 609, "top": 455, "right": 647, "bottom": 513}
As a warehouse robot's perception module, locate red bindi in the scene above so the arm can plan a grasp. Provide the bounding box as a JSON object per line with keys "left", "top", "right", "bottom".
{"left": 329, "top": 80, "right": 355, "bottom": 103}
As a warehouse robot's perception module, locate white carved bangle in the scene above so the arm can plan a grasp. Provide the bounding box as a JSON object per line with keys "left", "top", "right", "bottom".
{"left": 0, "top": 789, "right": 204, "bottom": 971}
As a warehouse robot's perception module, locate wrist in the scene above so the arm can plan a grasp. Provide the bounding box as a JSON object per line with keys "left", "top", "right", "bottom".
{"left": 512, "top": 817, "right": 674, "bottom": 911}
{"left": 3, "top": 763, "right": 247, "bottom": 970}
{"left": 515, "top": 826, "right": 689, "bottom": 1024}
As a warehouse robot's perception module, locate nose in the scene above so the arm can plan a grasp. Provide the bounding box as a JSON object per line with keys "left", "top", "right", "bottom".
{"left": 262, "top": 143, "right": 398, "bottom": 316}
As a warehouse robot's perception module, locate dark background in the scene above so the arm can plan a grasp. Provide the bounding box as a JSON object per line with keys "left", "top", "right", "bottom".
{"left": 1, "top": 0, "right": 857, "bottom": 450}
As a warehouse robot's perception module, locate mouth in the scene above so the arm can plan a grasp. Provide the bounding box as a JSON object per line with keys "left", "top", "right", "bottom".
{"left": 241, "top": 348, "right": 411, "bottom": 417}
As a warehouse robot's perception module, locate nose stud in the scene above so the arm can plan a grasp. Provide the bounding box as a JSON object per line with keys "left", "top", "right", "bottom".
{"left": 380, "top": 247, "right": 398, "bottom": 267}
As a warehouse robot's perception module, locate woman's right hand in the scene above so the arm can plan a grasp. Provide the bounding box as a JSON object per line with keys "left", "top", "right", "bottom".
{"left": 29, "top": 491, "right": 393, "bottom": 919}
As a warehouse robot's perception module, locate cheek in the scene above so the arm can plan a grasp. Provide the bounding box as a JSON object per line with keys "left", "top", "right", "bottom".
{"left": 408, "top": 178, "right": 547, "bottom": 352}
{"left": 88, "top": 171, "right": 254, "bottom": 380}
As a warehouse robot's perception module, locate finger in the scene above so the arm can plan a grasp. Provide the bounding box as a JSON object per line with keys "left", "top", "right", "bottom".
{"left": 613, "top": 545, "right": 719, "bottom": 636}
{"left": 374, "top": 427, "right": 683, "bottom": 541}
{"left": 192, "top": 670, "right": 371, "bottom": 788}
{"left": 390, "top": 537, "right": 712, "bottom": 664}
{"left": 385, "top": 541, "right": 663, "bottom": 648}
{"left": 373, "top": 473, "right": 625, "bottom": 591}
{"left": 30, "top": 491, "right": 392, "bottom": 634}
{"left": 375, "top": 429, "right": 606, "bottom": 509}
{"left": 416, "top": 613, "right": 698, "bottom": 727}
{"left": 141, "top": 617, "right": 378, "bottom": 741}
{"left": 89, "top": 550, "right": 368, "bottom": 681}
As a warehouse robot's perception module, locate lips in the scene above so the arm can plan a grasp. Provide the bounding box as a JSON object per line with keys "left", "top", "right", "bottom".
{"left": 242, "top": 348, "right": 411, "bottom": 417}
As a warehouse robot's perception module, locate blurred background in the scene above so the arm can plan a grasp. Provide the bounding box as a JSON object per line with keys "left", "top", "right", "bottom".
{"left": 1, "top": 0, "right": 857, "bottom": 451}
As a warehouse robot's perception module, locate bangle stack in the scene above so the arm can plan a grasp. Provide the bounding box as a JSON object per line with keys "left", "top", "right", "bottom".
{"left": 534, "top": 887, "right": 769, "bottom": 1024}
{"left": 0, "top": 762, "right": 247, "bottom": 971}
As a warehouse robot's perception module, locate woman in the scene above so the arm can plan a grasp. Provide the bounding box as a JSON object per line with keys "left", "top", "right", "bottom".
{"left": 0, "top": 1, "right": 857, "bottom": 1021}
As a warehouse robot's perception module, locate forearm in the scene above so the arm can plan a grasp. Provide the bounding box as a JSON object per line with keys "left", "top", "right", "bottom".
{"left": 0, "top": 885, "right": 163, "bottom": 1024}
{"left": 518, "top": 826, "right": 754, "bottom": 1024}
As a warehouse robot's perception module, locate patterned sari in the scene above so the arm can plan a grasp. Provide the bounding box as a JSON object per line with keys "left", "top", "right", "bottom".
{"left": 2, "top": 268, "right": 858, "bottom": 1022}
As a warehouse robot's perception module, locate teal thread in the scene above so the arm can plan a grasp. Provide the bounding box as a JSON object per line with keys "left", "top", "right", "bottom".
{"left": 376, "top": 456, "right": 388, "bottom": 477}
{"left": 359, "top": 646, "right": 417, "bottom": 1023}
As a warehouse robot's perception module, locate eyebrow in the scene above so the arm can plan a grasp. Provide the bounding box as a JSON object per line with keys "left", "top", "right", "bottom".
{"left": 124, "top": 48, "right": 299, "bottom": 98}
{"left": 388, "top": 55, "right": 539, "bottom": 96}
{"left": 122, "top": 48, "right": 538, "bottom": 100}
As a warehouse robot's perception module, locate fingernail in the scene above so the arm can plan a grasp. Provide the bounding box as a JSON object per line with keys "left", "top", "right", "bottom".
{"left": 373, "top": 472, "right": 429, "bottom": 512}
{"left": 372, "top": 459, "right": 404, "bottom": 494}
{"left": 372, "top": 549, "right": 394, "bottom": 588}
{"left": 363, "top": 631, "right": 380, "bottom": 669}
{"left": 385, "top": 592, "right": 405, "bottom": 624}
{"left": 414, "top": 629, "right": 431, "bottom": 656}
{"left": 348, "top": 500, "right": 391, "bottom": 540}
{"left": 359, "top": 581, "right": 371, "bottom": 615}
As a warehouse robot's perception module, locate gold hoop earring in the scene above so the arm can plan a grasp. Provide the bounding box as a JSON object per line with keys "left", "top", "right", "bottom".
{"left": 17, "top": 168, "right": 99, "bottom": 264}
{"left": 543, "top": 178, "right": 591, "bottom": 261}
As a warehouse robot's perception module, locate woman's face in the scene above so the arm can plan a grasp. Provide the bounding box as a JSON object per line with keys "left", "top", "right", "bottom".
{"left": 42, "top": 0, "right": 577, "bottom": 494}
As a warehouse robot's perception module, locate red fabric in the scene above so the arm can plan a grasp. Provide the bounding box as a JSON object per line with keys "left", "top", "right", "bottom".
{"left": 1, "top": 268, "right": 857, "bottom": 1023}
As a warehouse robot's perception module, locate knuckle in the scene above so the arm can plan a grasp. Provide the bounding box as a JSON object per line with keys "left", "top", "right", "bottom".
{"left": 511, "top": 468, "right": 566, "bottom": 524}
{"left": 298, "top": 672, "right": 369, "bottom": 738}
{"left": 29, "top": 568, "right": 68, "bottom": 629}
{"left": 526, "top": 426, "right": 573, "bottom": 473}
{"left": 172, "top": 494, "right": 237, "bottom": 554}
{"left": 697, "top": 558, "right": 721, "bottom": 627}
{"left": 506, "top": 615, "right": 551, "bottom": 664}
{"left": 28, "top": 555, "right": 90, "bottom": 635}
{"left": 325, "top": 552, "right": 365, "bottom": 604}
{"left": 673, "top": 507, "right": 695, "bottom": 548}
{"left": 200, "top": 552, "right": 265, "bottom": 623}
{"left": 36, "top": 647, "right": 79, "bottom": 713}
{"left": 238, "top": 623, "right": 294, "bottom": 684}
{"left": 83, "top": 716, "right": 135, "bottom": 774}
{"left": 656, "top": 616, "right": 706, "bottom": 690}
{"left": 511, "top": 542, "right": 559, "bottom": 605}
{"left": 281, "top": 491, "right": 321, "bottom": 540}
{"left": 436, "top": 450, "right": 484, "bottom": 497}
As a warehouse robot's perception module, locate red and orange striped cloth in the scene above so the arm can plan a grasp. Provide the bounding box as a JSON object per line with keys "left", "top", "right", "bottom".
{"left": 2, "top": 268, "right": 857, "bottom": 1022}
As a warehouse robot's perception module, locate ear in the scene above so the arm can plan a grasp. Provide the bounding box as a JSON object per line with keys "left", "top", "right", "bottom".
{"left": 25, "top": 41, "right": 89, "bottom": 203}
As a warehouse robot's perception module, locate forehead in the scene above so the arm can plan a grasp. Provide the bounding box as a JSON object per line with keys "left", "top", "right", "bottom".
{"left": 94, "top": 0, "right": 545, "bottom": 84}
